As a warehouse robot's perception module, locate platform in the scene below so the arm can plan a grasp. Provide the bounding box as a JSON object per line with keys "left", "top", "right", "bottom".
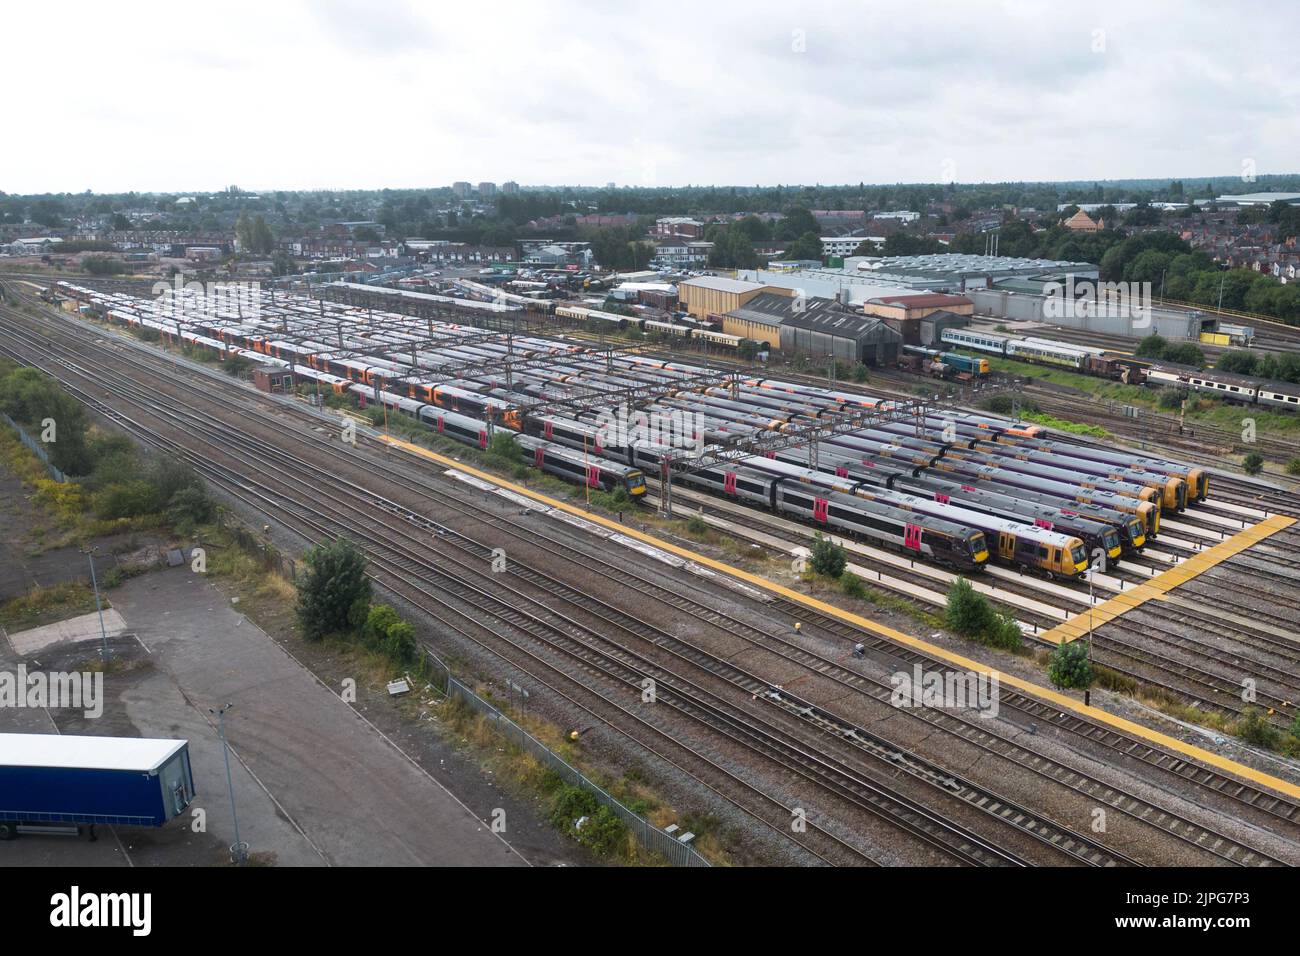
{"left": 379, "top": 434, "right": 1300, "bottom": 803}
{"left": 1039, "top": 513, "right": 1296, "bottom": 645}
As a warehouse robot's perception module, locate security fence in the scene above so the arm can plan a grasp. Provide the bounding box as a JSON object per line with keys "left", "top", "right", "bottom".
{"left": 434, "top": 664, "right": 710, "bottom": 867}
{"left": 1, "top": 412, "right": 67, "bottom": 482}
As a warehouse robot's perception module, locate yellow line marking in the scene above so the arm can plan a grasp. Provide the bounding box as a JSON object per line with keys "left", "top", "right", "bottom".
{"left": 379, "top": 434, "right": 1300, "bottom": 802}
{"left": 1042, "top": 514, "right": 1296, "bottom": 645}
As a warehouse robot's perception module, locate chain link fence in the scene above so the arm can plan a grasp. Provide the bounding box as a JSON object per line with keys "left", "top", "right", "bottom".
{"left": 428, "top": 657, "right": 709, "bottom": 867}
{"left": 0, "top": 412, "right": 67, "bottom": 482}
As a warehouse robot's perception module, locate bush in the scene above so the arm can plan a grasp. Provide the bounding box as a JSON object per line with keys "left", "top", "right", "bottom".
{"left": 1162, "top": 343, "right": 1206, "bottom": 368}
{"left": 382, "top": 621, "right": 417, "bottom": 665}
{"left": 840, "top": 571, "right": 868, "bottom": 600}
{"left": 96, "top": 480, "right": 162, "bottom": 519}
{"left": 1242, "top": 452, "right": 1264, "bottom": 476}
{"left": 1286, "top": 458, "right": 1300, "bottom": 477}
{"left": 1156, "top": 388, "right": 1186, "bottom": 411}
{"left": 686, "top": 515, "right": 709, "bottom": 537}
{"left": 296, "top": 537, "right": 371, "bottom": 640}
{"left": 486, "top": 430, "right": 518, "bottom": 467}
{"left": 1047, "top": 640, "right": 1094, "bottom": 689}
{"left": 1216, "top": 350, "right": 1259, "bottom": 375}
{"left": 166, "top": 484, "right": 215, "bottom": 528}
{"left": 1134, "top": 334, "right": 1168, "bottom": 359}
{"left": 362, "top": 603, "right": 402, "bottom": 649}
{"left": 1235, "top": 708, "right": 1279, "bottom": 749}
{"left": 945, "top": 577, "right": 993, "bottom": 634}
{"left": 943, "top": 577, "right": 1023, "bottom": 649}
{"left": 548, "top": 785, "right": 629, "bottom": 858}
{"left": 809, "top": 534, "right": 847, "bottom": 578}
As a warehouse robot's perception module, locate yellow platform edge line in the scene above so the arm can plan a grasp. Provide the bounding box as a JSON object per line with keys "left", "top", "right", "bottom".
{"left": 1042, "top": 514, "right": 1296, "bottom": 646}
{"left": 378, "top": 434, "right": 1300, "bottom": 803}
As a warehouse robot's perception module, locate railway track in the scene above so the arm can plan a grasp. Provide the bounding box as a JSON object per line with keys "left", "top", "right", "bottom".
{"left": 0, "top": 303, "right": 1066, "bottom": 867}
{"left": 3, "top": 295, "right": 1297, "bottom": 864}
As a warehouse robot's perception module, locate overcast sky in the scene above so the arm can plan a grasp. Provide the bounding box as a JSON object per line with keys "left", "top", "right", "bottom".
{"left": 5, "top": 0, "right": 1295, "bottom": 194}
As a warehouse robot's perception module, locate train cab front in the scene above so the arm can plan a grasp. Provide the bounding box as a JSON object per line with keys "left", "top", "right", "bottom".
{"left": 1126, "top": 518, "right": 1147, "bottom": 552}
{"left": 967, "top": 531, "right": 990, "bottom": 568}
{"left": 1187, "top": 467, "right": 1208, "bottom": 501}
{"left": 1101, "top": 528, "right": 1123, "bottom": 563}
{"left": 1164, "top": 477, "right": 1188, "bottom": 512}
{"left": 626, "top": 471, "right": 647, "bottom": 497}
{"left": 1068, "top": 541, "right": 1089, "bottom": 577}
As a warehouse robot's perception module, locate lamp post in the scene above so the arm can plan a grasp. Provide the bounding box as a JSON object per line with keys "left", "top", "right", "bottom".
{"left": 82, "top": 546, "right": 109, "bottom": 663}
{"left": 210, "top": 703, "right": 248, "bottom": 865}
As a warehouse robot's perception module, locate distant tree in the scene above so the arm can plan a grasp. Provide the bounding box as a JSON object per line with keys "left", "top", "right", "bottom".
{"left": 775, "top": 207, "right": 819, "bottom": 241}
{"left": 782, "top": 231, "right": 823, "bottom": 261}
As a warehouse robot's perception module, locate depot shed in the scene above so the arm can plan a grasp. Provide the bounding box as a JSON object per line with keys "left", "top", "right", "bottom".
{"left": 779, "top": 309, "right": 902, "bottom": 366}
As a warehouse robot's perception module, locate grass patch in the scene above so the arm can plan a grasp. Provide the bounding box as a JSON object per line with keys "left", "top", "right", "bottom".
{"left": 1021, "top": 411, "right": 1110, "bottom": 439}
{"left": 0, "top": 581, "right": 103, "bottom": 632}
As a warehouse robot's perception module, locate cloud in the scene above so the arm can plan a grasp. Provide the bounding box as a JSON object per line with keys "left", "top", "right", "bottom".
{"left": 0, "top": 0, "right": 1295, "bottom": 192}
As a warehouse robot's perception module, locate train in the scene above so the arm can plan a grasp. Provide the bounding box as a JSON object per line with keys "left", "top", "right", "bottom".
{"left": 56, "top": 280, "right": 1201, "bottom": 580}
{"left": 355, "top": 386, "right": 647, "bottom": 497}
{"left": 522, "top": 413, "right": 1092, "bottom": 578}
{"left": 940, "top": 326, "right": 1300, "bottom": 409}
{"left": 555, "top": 305, "right": 759, "bottom": 352}
{"left": 1145, "top": 364, "right": 1300, "bottom": 410}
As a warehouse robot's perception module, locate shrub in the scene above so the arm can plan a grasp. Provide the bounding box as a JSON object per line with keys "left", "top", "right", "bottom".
{"left": 1134, "top": 334, "right": 1168, "bottom": 359}
{"left": 1047, "top": 640, "right": 1094, "bottom": 689}
{"left": 1216, "top": 350, "right": 1259, "bottom": 375}
{"left": 487, "top": 430, "right": 518, "bottom": 467}
{"left": 809, "top": 534, "right": 847, "bottom": 578}
{"left": 1162, "top": 343, "right": 1206, "bottom": 368}
{"left": 96, "top": 480, "right": 162, "bottom": 519}
{"left": 296, "top": 537, "right": 371, "bottom": 640}
{"left": 1286, "top": 458, "right": 1300, "bottom": 477}
{"left": 1242, "top": 452, "right": 1264, "bottom": 476}
{"left": 943, "top": 578, "right": 1024, "bottom": 650}
{"left": 166, "top": 484, "right": 215, "bottom": 528}
{"left": 1235, "top": 708, "right": 1279, "bottom": 749}
{"left": 548, "top": 785, "right": 629, "bottom": 858}
{"left": 381, "top": 621, "right": 417, "bottom": 666}
{"left": 362, "top": 603, "right": 402, "bottom": 649}
{"left": 984, "top": 613, "right": 1024, "bottom": 651}
{"left": 1156, "top": 388, "right": 1185, "bottom": 411}
{"left": 686, "top": 515, "right": 709, "bottom": 537}
{"left": 840, "top": 571, "right": 868, "bottom": 600}
{"left": 945, "top": 577, "right": 993, "bottom": 635}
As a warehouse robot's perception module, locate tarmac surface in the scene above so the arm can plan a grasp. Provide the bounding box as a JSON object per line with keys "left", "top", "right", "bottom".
{"left": 1, "top": 565, "right": 529, "bottom": 867}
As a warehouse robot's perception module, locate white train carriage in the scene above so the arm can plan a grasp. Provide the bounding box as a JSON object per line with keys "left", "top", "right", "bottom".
{"left": 1005, "top": 338, "right": 1087, "bottom": 369}
{"left": 940, "top": 328, "right": 1012, "bottom": 354}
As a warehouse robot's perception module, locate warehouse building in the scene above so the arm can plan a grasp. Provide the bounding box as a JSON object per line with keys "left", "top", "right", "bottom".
{"left": 970, "top": 288, "right": 1213, "bottom": 339}
{"left": 679, "top": 275, "right": 772, "bottom": 322}
{"left": 781, "top": 308, "right": 902, "bottom": 366}
{"left": 718, "top": 290, "right": 790, "bottom": 348}
{"left": 724, "top": 292, "right": 901, "bottom": 363}
{"left": 862, "top": 292, "right": 974, "bottom": 322}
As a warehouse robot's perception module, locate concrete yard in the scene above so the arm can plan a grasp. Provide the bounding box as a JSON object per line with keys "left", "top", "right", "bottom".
{"left": 0, "top": 565, "right": 529, "bottom": 867}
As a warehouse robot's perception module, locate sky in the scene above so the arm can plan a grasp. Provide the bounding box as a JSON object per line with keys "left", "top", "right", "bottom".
{"left": 3, "top": 0, "right": 1296, "bottom": 194}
